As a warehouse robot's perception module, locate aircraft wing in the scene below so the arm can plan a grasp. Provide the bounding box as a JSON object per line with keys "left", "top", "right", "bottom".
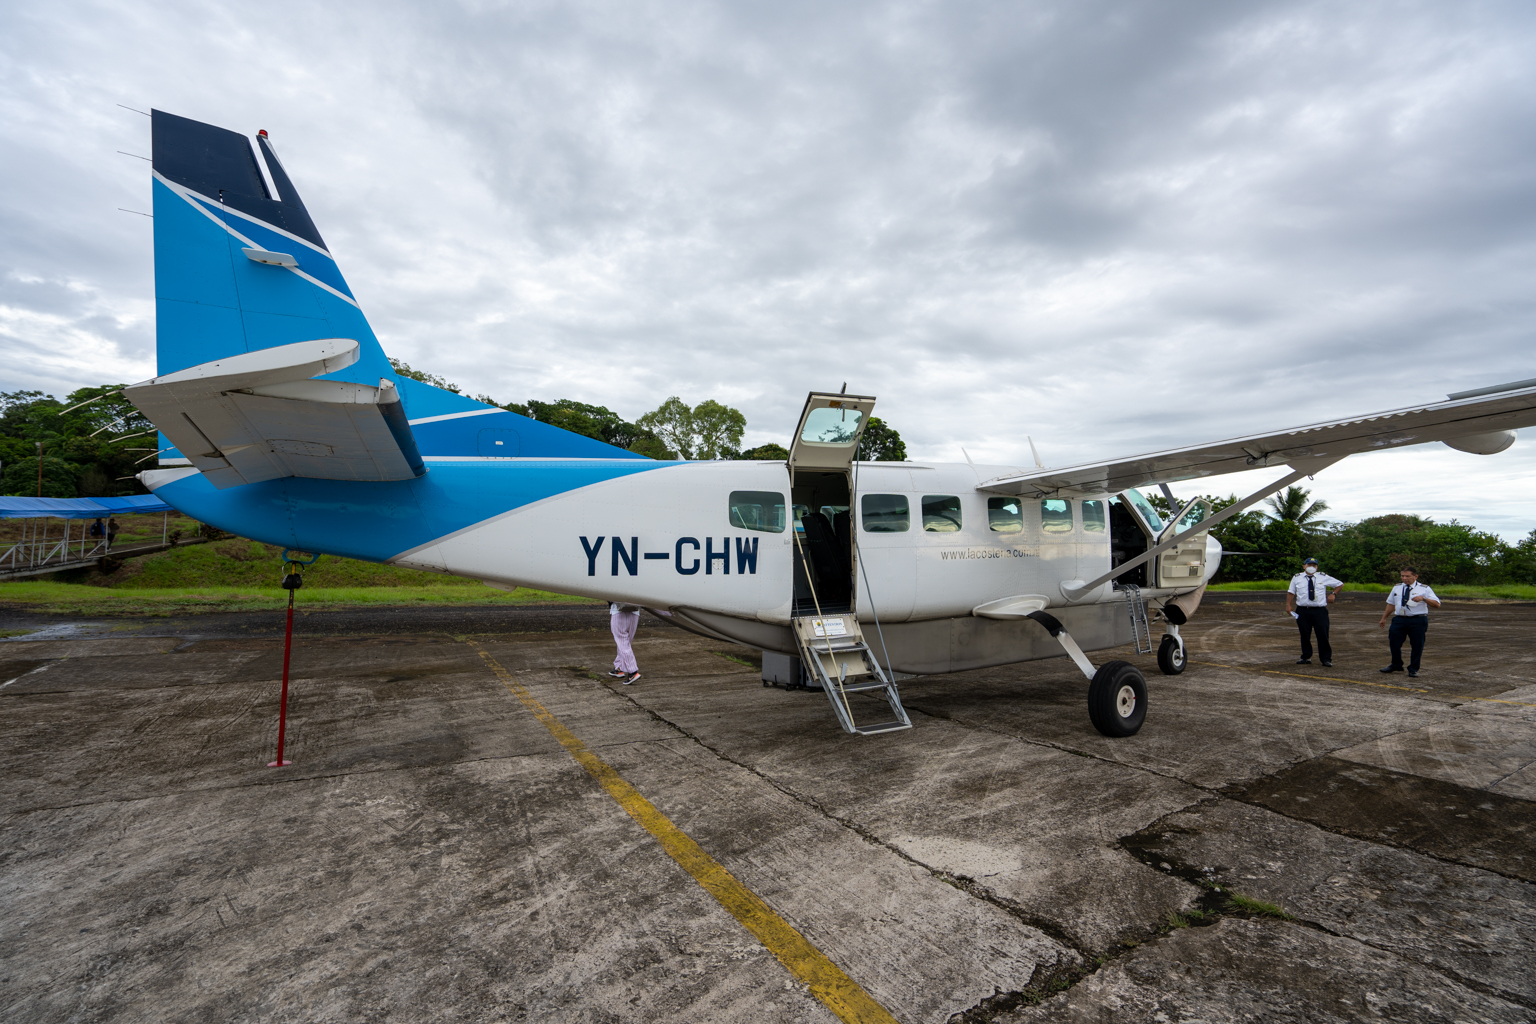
{"left": 978, "top": 379, "right": 1536, "bottom": 498}
{"left": 125, "top": 338, "right": 426, "bottom": 490}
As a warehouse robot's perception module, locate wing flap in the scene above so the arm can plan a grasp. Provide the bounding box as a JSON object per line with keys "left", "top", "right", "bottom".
{"left": 126, "top": 338, "right": 426, "bottom": 490}
{"left": 980, "top": 382, "right": 1536, "bottom": 497}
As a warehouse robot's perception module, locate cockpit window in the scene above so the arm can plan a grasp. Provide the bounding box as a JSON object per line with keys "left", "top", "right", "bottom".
{"left": 1122, "top": 488, "right": 1163, "bottom": 533}
{"left": 729, "top": 491, "right": 786, "bottom": 533}
{"left": 987, "top": 497, "right": 1022, "bottom": 534}
{"left": 1081, "top": 499, "right": 1106, "bottom": 533}
{"left": 800, "top": 407, "right": 864, "bottom": 444}
{"left": 1173, "top": 500, "right": 1209, "bottom": 534}
{"left": 861, "top": 493, "right": 909, "bottom": 532}
{"left": 922, "top": 495, "right": 963, "bottom": 533}
{"left": 1041, "top": 499, "right": 1073, "bottom": 534}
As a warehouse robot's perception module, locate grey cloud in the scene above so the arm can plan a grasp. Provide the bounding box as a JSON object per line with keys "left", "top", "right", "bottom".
{"left": 2, "top": 0, "right": 1534, "bottom": 534}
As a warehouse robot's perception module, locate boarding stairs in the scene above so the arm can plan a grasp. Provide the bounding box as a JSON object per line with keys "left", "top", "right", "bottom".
{"left": 1121, "top": 583, "right": 1153, "bottom": 655}
{"left": 791, "top": 614, "right": 912, "bottom": 736}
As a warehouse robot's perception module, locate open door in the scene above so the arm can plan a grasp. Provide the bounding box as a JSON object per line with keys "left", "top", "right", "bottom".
{"left": 1108, "top": 489, "right": 1160, "bottom": 588}
{"left": 789, "top": 392, "right": 877, "bottom": 475}
{"left": 1154, "top": 499, "right": 1211, "bottom": 587}
{"left": 788, "top": 392, "right": 876, "bottom": 616}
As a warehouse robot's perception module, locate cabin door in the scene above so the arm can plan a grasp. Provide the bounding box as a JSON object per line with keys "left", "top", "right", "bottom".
{"left": 787, "top": 392, "right": 876, "bottom": 615}
{"left": 1153, "top": 499, "right": 1212, "bottom": 587}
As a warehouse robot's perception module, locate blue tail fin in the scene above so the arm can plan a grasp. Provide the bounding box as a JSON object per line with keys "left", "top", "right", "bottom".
{"left": 149, "top": 110, "right": 643, "bottom": 460}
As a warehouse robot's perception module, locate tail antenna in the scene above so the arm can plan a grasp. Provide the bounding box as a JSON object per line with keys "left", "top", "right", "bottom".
{"left": 1027, "top": 435, "right": 1044, "bottom": 469}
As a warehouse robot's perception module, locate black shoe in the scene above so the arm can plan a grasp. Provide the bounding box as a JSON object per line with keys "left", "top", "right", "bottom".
{"left": 1408, "top": 670, "right": 1418, "bottom": 678}
{"left": 1296, "top": 659, "right": 1312, "bottom": 665}
{"left": 624, "top": 671, "right": 641, "bottom": 685}
{"left": 607, "top": 670, "right": 628, "bottom": 678}
{"left": 1380, "top": 665, "right": 1403, "bottom": 673}
{"left": 1320, "top": 661, "right": 1332, "bottom": 667}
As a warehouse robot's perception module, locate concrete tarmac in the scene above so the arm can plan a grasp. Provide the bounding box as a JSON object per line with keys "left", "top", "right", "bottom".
{"left": 1, "top": 593, "right": 1533, "bottom": 1023}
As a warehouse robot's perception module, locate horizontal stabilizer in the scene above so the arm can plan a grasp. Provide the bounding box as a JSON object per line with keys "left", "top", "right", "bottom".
{"left": 980, "top": 380, "right": 1536, "bottom": 497}
{"left": 126, "top": 338, "right": 426, "bottom": 490}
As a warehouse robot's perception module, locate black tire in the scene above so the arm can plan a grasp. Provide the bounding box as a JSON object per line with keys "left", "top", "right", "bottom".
{"left": 1157, "top": 634, "right": 1186, "bottom": 675}
{"left": 1088, "top": 660, "right": 1148, "bottom": 737}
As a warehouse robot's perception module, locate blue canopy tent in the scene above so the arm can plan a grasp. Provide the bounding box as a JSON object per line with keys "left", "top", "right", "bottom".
{"left": 0, "top": 495, "right": 181, "bottom": 579}
{"left": 0, "top": 495, "right": 175, "bottom": 519}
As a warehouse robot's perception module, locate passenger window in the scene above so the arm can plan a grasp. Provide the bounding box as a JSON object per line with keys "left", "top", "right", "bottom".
{"left": 987, "top": 497, "right": 1022, "bottom": 534}
{"left": 922, "top": 495, "right": 963, "bottom": 533}
{"left": 1041, "top": 499, "right": 1073, "bottom": 534}
{"left": 1081, "top": 499, "right": 1106, "bottom": 533}
{"left": 861, "top": 493, "right": 909, "bottom": 532}
{"left": 728, "top": 490, "right": 786, "bottom": 533}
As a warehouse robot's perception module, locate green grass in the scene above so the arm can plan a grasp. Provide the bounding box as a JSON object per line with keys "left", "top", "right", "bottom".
{"left": 1225, "top": 893, "right": 1296, "bottom": 920}
{"left": 1209, "top": 580, "right": 1536, "bottom": 600}
{"left": 0, "top": 582, "right": 598, "bottom": 617}
{"left": 70, "top": 538, "right": 497, "bottom": 590}
{"left": 1, "top": 535, "right": 602, "bottom": 616}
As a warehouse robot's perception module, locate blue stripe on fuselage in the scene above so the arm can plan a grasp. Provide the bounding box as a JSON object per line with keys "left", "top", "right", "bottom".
{"left": 151, "top": 458, "right": 678, "bottom": 561}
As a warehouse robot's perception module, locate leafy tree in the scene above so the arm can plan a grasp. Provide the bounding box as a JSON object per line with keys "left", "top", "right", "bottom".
{"left": 1, "top": 386, "right": 156, "bottom": 497}
{"left": 739, "top": 443, "right": 790, "bottom": 460}
{"left": 856, "top": 417, "right": 907, "bottom": 461}
{"left": 1507, "top": 530, "right": 1536, "bottom": 584}
{"left": 510, "top": 398, "right": 673, "bottom": 458}
{"left": 1323, "top": 515, "right": 1512, "bottom": 585}
{"left": 388, "top": 358, "right": 461, "bottom": 394}
{"left": 1, "top": 456, "right": 80, "bottom": 498}
{"left": 637, "top": 397, "right": 746, "bottom": 460}
{"left": 1265, "top": 486, "right": 1330, "bottom": 533}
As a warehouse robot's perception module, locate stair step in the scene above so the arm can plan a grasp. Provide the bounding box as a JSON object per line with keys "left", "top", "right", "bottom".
{"left": 791, "top": 613, "right": 913, "bottom": 737}
{"left": 852, "top": 720, "right": 911, "bottom": 735}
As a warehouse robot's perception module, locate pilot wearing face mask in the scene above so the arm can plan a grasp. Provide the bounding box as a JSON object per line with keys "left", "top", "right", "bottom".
{"left": 1285, "top": 557, "right": 1345, "bottom": 666}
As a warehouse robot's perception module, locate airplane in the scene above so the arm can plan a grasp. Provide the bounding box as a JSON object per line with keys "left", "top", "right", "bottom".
{"left": 125, "top": 110, "right": 1536, "bottom": 738}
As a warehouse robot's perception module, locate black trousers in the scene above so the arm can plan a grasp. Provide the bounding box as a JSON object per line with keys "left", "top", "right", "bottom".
{"left": 1388, "top": 616, "right": 1428, "bottom": 672}
{"left": 1296, "top": 606, "right": 1331, "bottom": 662}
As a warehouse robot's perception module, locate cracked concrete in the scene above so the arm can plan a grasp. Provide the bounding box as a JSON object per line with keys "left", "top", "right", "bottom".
{"left": 2, "top": 596, "right": 1534, "bottom": 1022}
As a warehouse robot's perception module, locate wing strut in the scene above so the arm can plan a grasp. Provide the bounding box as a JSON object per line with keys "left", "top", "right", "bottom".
{"left": 1063, "top": 460, "right": 1340, "bottom": 600}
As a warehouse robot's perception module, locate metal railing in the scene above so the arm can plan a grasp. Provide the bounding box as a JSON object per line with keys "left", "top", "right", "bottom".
{"left": 0, "top": 519, "right": 115, "bottom": 578}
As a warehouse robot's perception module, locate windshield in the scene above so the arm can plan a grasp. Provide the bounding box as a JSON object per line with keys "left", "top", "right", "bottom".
{"left": 1122, "top": 488, "right": 1163, "bottom": 533}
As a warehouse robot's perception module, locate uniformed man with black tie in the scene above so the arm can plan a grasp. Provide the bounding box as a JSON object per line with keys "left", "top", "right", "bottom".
{"left": 1285, "top": 557, "right": 1343, "bottom": 665}
{"left": 1379, "top": 566, "right": 1440, "bottom": 677}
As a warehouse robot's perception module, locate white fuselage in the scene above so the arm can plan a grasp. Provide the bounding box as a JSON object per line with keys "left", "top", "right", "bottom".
{"left": 392, "top": 459, "right": 1216, "bottom": 673}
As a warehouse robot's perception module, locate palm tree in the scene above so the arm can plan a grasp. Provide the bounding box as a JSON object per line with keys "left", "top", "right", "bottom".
{"left": 1265, "top": 486, "right": 1330, "bottom": 533}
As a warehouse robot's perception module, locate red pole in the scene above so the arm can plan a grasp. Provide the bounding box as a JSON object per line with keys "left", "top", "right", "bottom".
{"left": 268, "top": 587, "right": 295, "bottom": 767}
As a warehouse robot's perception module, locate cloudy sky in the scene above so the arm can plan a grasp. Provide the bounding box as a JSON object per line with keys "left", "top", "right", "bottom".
{"left": 4, "top": 1, "right": 1535, "bottom": 537}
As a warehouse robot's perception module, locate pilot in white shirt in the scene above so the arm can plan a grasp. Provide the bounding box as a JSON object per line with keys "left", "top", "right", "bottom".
{"left": 1378, "top": 566, "right": 1441, "bottom": 677}
{"left": 1285, "top": 557, "right": 1344, "bottom": 665}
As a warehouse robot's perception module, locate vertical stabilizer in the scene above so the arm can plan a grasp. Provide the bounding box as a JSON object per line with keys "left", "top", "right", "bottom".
{"left": 147, "top": 110, "right": 646, "bottom": 463}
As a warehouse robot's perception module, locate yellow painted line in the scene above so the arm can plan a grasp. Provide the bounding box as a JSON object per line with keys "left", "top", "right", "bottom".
{"left": 466, "top": 640, "right": 899, "bottom": 1024}
{"left": 1194, "top": 660, "right": 1536, "bottom": 706}
{"left": 1191, "top": 660, "right": 1429, "bottom": 693}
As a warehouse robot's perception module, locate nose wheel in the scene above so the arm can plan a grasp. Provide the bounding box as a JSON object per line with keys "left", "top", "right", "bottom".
{"left": 1157, "top": 634, "right": 1186, "bottom": 675}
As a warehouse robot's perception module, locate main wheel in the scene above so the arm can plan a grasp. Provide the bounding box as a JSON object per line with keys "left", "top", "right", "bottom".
{"left": 1157, "top": 634, "right": 1186, "bottom": 675}
{"left": 1088, "top": 660, "right": 1148, "bottom": 737}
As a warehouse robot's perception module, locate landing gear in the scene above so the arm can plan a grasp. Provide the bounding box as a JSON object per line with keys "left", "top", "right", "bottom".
{"left": 1157, "top": 634, "right": 1186, "bottom": 675}
{"left": 1088, "top": 661, "right": 1148, "bottom": 737}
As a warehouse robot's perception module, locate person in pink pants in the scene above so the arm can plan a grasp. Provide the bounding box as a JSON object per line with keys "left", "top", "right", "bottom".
{"left": 608, "top": 602, "right": 642, "bottom": 684}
